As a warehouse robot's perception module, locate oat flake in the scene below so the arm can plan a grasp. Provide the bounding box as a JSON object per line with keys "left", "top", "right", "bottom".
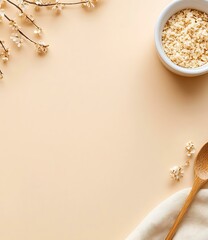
{"left": 162, "top": 9, "right": 208, "bottom": 68}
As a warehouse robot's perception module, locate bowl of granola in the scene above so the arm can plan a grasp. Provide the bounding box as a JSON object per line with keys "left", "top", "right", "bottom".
{"left": 155, "top": 0, "right": 208, "bottom": 77}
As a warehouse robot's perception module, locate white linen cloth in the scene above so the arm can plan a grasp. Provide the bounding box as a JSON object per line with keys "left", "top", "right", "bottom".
{"left": 126, "top": 188, "right": 208, "bottom": 240}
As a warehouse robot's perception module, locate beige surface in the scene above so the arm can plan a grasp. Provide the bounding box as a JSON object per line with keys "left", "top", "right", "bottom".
{"left": 0, "top": 0, "right": 208, "bottom": 239}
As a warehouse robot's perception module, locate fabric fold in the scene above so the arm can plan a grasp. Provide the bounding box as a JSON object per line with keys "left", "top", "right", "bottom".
{"left": 126, "top": 188, "right": 208, "bottom": 240}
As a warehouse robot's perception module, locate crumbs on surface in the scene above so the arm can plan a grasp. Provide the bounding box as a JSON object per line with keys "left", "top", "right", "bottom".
{"left": 162, "top": 9, "right": 208, "bottom": 68}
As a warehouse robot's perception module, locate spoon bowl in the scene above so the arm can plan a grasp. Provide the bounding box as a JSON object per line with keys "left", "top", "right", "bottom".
{"left": 194, "top": 142, "right": 208, "bottom": 180}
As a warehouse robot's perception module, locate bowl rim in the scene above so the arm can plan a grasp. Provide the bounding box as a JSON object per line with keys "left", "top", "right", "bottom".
{"left": 155, "top": 0, "right": 208, "bottom": 76}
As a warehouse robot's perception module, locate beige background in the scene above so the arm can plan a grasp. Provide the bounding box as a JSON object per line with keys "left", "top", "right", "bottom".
{"left": 0, "top": 0, "right": 208, "bottom": 239}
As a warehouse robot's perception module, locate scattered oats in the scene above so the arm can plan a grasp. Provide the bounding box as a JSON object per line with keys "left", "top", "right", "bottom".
{"left": 162, "top": 9, "right": 208, "bottom": 68}
{"left": 170, "top": 166, "right": 184, "bottom": 181}
{"left": 185, "top": 141, "right": 195, "bottom": 157}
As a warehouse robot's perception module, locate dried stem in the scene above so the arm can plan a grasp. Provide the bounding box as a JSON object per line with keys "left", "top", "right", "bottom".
{"left": 0, "top": 40, "right": 7, "bottom": 52}
{"left": 0, "top": 69, "right": 3, "bottom": 78}
{"left": 6, "top": 0, "right": 40, "bottom": 29}
{"left": 23, "top": 0, "right": 88, "bottom": 7}
{"left": 18, "top": 28, "right": 38, "bottom": 44}
{"left": 0, "top": 40, "right": 9, "bottom": 78}
{"left": 0, "top": 0, "right": 94, "bottom": 78}
{"left": 4, "top": 14, "right": 45, "bottom": 46}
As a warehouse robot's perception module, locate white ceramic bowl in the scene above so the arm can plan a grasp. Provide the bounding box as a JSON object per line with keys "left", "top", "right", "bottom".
{"left": 155, "top": 0, "right": 208, "bottom": 77}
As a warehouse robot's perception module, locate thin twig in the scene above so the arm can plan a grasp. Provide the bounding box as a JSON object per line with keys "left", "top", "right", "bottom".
{"left": 4, "top": 14, "right": 42, "bottom": 45}
{"left": 6, "top": 0, "right": 40, "bottom": 29}
{"left": 0, "top": 40, "right": 7, "bottom": 52}
{"left": 0, "top": 70, "right": 3, "bottom": 78}
{"left": 18, "top": 29, "right": 38, "bottom": 44}
{"left": 23, "top": 0, "right": 88, "bottom": 7}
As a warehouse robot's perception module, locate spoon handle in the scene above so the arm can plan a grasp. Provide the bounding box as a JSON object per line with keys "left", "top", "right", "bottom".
{"left": 165, "top": 177, "right": 205, "bottom": 240}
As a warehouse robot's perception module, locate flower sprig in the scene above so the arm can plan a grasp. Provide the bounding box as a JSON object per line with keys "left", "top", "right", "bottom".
{"left": 0, "top": 40, "right": 10, "bottom": 78}
{"left": 0, "top": 0, "right": 98, "bottom": 78}
{"left": 23, "top": 0, "right": 95, "bottom": 8}
{"left": 7, "top": 0, "right": 39, "bottom": 27}
{"left": 0, "top": 40, "right": 10, "bottom": 62}
{"left": 4, "top": 14, "right": 49, "bottom": 53}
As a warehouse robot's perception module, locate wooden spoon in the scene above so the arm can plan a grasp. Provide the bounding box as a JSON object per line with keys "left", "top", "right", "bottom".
{"left": 165, "top": 142, "right": 208, "bottom": 240}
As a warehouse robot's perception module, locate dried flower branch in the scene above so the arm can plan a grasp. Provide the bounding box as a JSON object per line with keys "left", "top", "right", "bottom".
{"left": 0, "top": 0, "right": 97, "bottom": 78}
{"left": 5, "top": 14, "right": 49, "bottom": 53}
{"left": 0, "top": 40, "right": 10, "bottom": 78}
{"left": 6, "top": 0, "right": 40, "bottom": 29}
{"left": 0, "top": 40, "right": 10, "bottom": 63}
{"left": 24, "top": 0, "right": 88, "bottom": 7}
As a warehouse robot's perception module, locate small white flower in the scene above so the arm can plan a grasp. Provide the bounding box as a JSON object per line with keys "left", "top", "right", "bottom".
{"left": 170, "top": 166, "right": 184, "bottom": 181}
{"left": 9, "top": 20, "right": 20, "bottom": 31}
{"left": 35, "top": 0, "right": 42, "bottom": 11}
{"left": 2, "top": 56, "right": 9, "bottom": 62}
{"left": 1, "top": 48, "right": 10, "bottom": 63}
{"left": 17, "top": 0, "right": 28, "bottom": 10}
{"left": 36, "top": 42, "right": 48, "bottom": 54}
{"left": 10, "top": 33, "right": 23, "bottom": 48}
{"left": 35, "top": 0, "right": 43, "bottom": 5}
{"left": 0, "top": 9, "right": 5, "bottom": 23}
{"left": 185, "top": 141, "right": 195, "bottom": 157}
{"left": 18, "top": 11, "right": 27, "bottom": 20}
{"left": 82, "top": 0, "right": 96, "bottom": 8}
{"left": 34, "top": 27, "right": 42, "bottom": 36}
{"left": 52, "top": 1, "right": 64, "bottom": 13}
